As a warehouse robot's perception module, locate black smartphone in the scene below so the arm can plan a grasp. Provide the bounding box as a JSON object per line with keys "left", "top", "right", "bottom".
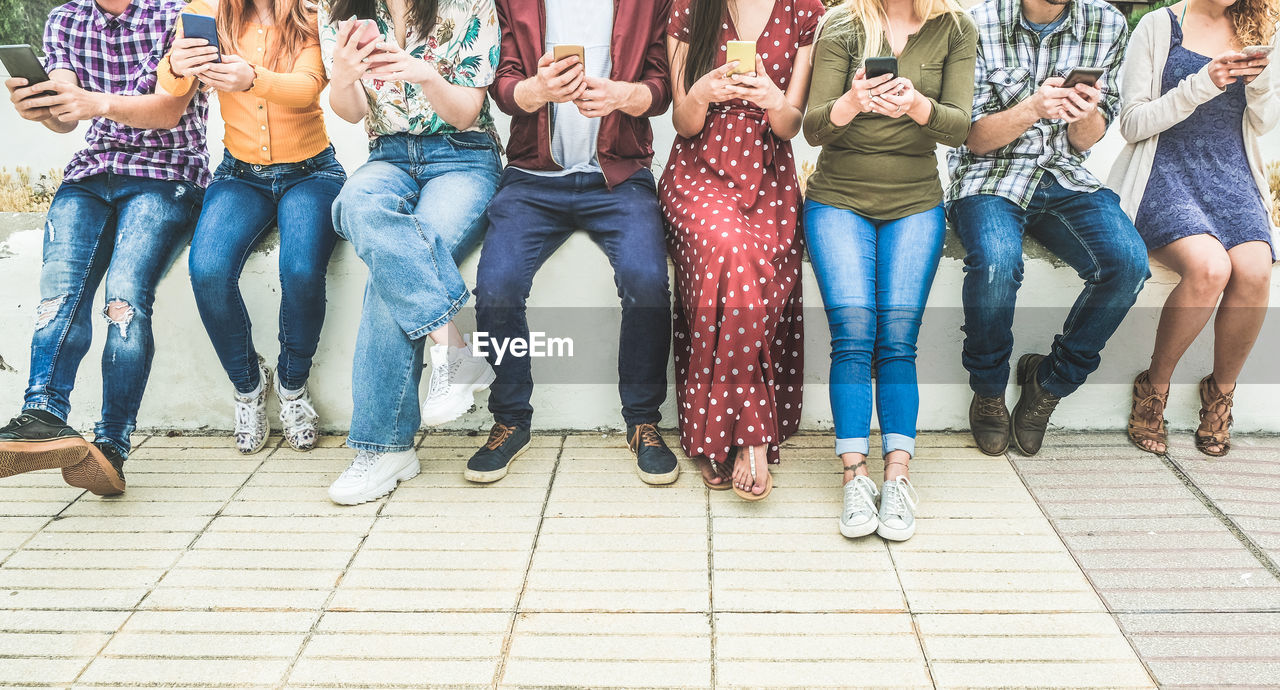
{"left": 863, "top": 56, "right": 898, "bottom": 79}
{"left": 0, "top": 45, "right": 55, "bottom": 95}
{"left": 1062, "top": 67, "right": 1103, "bottom": 88}
{"left": 181, "top": 13, "right": 221, "bottom": 62}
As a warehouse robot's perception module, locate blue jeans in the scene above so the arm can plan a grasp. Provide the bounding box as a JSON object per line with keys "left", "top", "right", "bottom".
{"left": 948, "top": 175, "right": 1150, "bottom": 398}
{"left": 189, "top": 147, "right": 345, "bottom": 394}
{"left": 25, "top": 173, "right": 203, "bottom": 455}
{"left": 332, "top": 132, "right": 501, "bottom": 452}
{"left": 804, "top": 201, "right": 945, "bottom": 458}
{"left": 475, "top": 169, "right": 671, "bottom": 428}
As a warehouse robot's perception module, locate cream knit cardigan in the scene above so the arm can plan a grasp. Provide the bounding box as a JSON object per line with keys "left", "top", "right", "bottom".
{"left": 1107, "top": 8, "right": 1280, "bottom": 250}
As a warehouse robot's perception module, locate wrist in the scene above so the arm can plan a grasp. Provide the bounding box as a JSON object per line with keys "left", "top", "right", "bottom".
{"left": 93, "top": 92, "right": 113, "bottom": 120}
{"left": 515, "top": 77, "right": 548, "bottom": 112}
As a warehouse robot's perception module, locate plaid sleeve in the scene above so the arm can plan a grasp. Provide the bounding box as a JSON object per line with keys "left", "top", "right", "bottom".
{"left": 970, "top": 44, "right": 999, "bottom": 120}
{"left": 1095, "top": 13, "right": 1129, "bottom": 125}
{"left": 41, "top": 9, "right": 73, "bottom": 74}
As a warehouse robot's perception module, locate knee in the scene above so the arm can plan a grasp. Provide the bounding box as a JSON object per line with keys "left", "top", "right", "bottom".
{"left": 332, "top": 181, "right": 389, "bottom": 241}
{"left": 475, "top": 270, "right": 531, "bottom": 308}
{"left": 103, "top": 298, "right": 142, "bottom": 339}
{"left": 188, "top": 250, "right": 233, "bottom": 293}
{"left": 617, "top": 261, "right": 671, "bottom": 306}
{"left": 1097, "top": 238, "right": 1151, "bottom": 289}
{"left": 827, "top": 305, "right": 876, "bottom": 355}
{"left": 874, "top": 313, "right": 922, "bottom": 363}
{"left": 1226, "top": 259, "right": 1271, "bottom": 298}
{"left": 1182, "top": 255, "right": 1233, "bottom": 296}
{"left": 279, "top": 255, "right": 328, "bottom": 292}
{"left": 966, "top": 241, "right": 1024, "bottom": 287}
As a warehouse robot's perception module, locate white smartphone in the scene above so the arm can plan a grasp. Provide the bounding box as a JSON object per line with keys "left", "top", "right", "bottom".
{"left": 1242, "top": 44, "right": 1274, "bottom": 57}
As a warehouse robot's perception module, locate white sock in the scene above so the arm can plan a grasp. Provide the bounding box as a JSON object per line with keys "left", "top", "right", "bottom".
{"left": 236, "top": 377, "right": 264, "bottom": 401}
{"left": 277, "top": 382, "right": 305, "bottom": 400}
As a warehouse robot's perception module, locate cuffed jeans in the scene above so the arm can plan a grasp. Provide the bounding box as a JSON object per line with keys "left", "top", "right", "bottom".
{"left": 25, "top": 173, "right": 203, "bottom": 455}
{"left": 332, "top": 132, "right": 500, "bottom": 452}
{"left": 475, "top": 169, "right": 671, "bottom": 428}
{"left": 189, "top": 147, "right": 345, "bottom": 394}
{"left": 804, "top": 200, "right": 945, "bottom": 459}
{"left": 948, "top": 174, "right": 1150, "bottom": 398}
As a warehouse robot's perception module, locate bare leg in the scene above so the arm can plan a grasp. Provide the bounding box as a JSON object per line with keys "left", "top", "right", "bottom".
{"left": 883, "top": 449, "right": 910, "bottom": 482}
{"left": 429, "top": 321, "right": 468, "bottom": 348}
{"left": 1202, "top": 241, "right": 1273, "bottom": 453}
{"left": 1141, "top": 236, "right": 1232, "bottom": 453}
{"left": 840, "top": 452, "right": 870, "bottom": 486}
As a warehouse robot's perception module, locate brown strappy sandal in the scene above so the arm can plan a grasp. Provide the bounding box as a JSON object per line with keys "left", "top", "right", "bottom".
{"left": 1127, "top": 370, "right": 1169, "bottom": 455}
{"left": 1196, "top": 374, "right": 1235, "bottom": 457}
{"left": 697, "top": 456, "right": 733, "bottom": 491}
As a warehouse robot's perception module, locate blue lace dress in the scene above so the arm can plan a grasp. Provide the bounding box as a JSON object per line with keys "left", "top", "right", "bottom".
{"left": 1134, "top": 9, "right": 1272, "bottom": 255}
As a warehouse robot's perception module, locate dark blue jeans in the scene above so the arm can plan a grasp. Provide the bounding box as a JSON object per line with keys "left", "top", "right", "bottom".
{"left": 475, "top": 169, "right": 671, "bottom": 428}
{"left": 25, "top": 173, "right": 203, "bottom": 455}
{"left": 188, "top": 147, "right": 345, "bottom": 394}
{"left": 948, "top": 174, "right": 1150, "bottom": 398}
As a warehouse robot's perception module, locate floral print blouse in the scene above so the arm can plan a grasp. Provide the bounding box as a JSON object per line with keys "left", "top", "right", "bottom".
{"left": 317, "top": 0, "right": 501, "bottom": 139}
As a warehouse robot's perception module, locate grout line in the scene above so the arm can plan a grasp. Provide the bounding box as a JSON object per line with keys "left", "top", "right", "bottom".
{"left": 489, "top": 433, "right": 565, "bottom": 690}
{"left": 66, "top": 439, "right": 276, "bottom": 686}
{"left": 1007, "top": 451, "right": 1162, "bottom": 688}
{"left": 1161, "top": 453, "right": 1280, "bottom": 582}
{"left": 705, "top": 466, "right": 717, "bottom": 690}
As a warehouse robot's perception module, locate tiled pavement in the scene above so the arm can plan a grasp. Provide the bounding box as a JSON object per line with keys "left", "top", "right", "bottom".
{"left": 0, "top": 431, "right": 1274, "bottom": 688}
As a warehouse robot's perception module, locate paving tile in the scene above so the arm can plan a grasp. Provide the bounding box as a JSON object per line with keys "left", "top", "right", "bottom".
{"left": 78, "top": 656, "right": 292, "bottom": 686}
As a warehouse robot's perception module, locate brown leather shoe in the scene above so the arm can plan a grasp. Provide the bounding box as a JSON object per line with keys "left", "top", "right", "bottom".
{"left": 1011, "top": 354, "right": 1061, "bottom": 456}
{"left": 969, "top": 393, "right": 1010, "bottom": 456}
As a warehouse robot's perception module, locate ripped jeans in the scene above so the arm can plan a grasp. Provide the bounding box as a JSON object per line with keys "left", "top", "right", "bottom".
{"left": 25, "top": 173, "right": 203, "bottom": 455}
{"left": 948, "top": 174, "right": 1150, "bottom": 398}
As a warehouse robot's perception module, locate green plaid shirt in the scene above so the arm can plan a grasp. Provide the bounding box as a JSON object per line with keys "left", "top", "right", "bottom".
{"left": 946, "top": 0, "right": 1128, "bottom": 207}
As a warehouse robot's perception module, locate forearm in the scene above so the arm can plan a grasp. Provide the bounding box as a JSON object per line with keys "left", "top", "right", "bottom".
{"left": 672, "top": 93, "right": 710, "bottom": 138}
{"left": 329, "top": 79, "right": 369, "bottom": 123}
{"left": 1067, "top": 109, "right": 1106, "bottom": 152}
{"left": 42, "top": 117, "right": 77, "bottom": 134}
{"left": 966, "top": 100, "right": 1038, "bottom": 155}
{"left": 767, "top": 102, "right": 803, "bottom": 141}
{"left": 419, "top": 78, "right": 484, "bottom": 131}
{"left": 618, "top": 82, "right": 653, "bottom": 118}
{"left": 512, "top": 77, "right": 545, "bottom": 114}
{"left": 102, "top": 92, "right": 189, "bottom": 129}
{"left": 251, "top": 68, "right": 326, "bottom": 108}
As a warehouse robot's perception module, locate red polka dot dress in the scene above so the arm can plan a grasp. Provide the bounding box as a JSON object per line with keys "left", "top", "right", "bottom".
{"left": 659, "top": 0, "right": 824, "bottom": 466}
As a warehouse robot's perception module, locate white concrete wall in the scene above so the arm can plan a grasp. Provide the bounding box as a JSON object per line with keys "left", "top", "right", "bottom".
{"left": 3, "top": 96, "right": 1280, "bottom": 436}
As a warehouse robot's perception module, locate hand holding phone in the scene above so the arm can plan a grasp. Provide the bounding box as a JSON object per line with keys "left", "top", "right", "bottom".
{"left": 355, "top": 19, "right": 381, "bottom": 51}
{"left": 1242, "top": 44, "right": 1274, "bottom": 58}
{"left": 553, "top": 44, "right": 585, "bottom": 71}
{"left": 725, "top": 41, "right": 755, "bottom": 75}
{"left": 1062, "top": 67, "right": 1103, "bottom": 89}
{"left": 180, "top": 14, "right": 221, "bottom": 63}
{"left": 0, "top": 45, "right": 55, "bottom": 95}
{"left": 863, "top": 56, "right": 898, "bottom": 80}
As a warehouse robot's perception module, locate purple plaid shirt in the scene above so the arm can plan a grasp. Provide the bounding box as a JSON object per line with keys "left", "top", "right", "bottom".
{"left": 43, "top": 0, "right": 209, "bottom": 186}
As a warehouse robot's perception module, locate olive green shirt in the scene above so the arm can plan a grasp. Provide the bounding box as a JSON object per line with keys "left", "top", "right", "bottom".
{"left": 803, "top": 11, "right": 978, "bottom": 220}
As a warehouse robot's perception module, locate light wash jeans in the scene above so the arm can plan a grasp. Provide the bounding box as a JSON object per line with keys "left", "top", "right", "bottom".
{"left": 331, "top": 132, "right": 501, "bottom": 452}
{"left": 26, "top": 173, "right": 203, "bottom": 456}
{"left": 803, "top": 201, "right": 946, "bottom": 459}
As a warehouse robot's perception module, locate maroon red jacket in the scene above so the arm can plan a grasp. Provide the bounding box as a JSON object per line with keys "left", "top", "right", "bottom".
{"left": 490, "top": 0, "right": 673, "bottom": 188}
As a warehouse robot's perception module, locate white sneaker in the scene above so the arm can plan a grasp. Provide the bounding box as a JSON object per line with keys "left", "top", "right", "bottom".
{"left": 839, "top": 474, "right": 880, "bottom": 538}
{"left": 328, "top": 448, "right": 420, "bottom": 505}
{"left": 233, "top": 358, "right": 272, "bottom": 455}
{"left": 420, "top": 344, "right": 495, "bottom": 427}
{"left": 277, "top": 383, "right": 319, "bottom": 452}
{"left": 877, "top": 476, "right": 920, "bottom": 542}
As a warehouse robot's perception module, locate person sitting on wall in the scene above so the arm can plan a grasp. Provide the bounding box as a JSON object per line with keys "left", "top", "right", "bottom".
{"left": 466, "top": 0, "right": 680, "bottom": 486}
{"left": 947, "top": 0, "right": 1151, "bottom": 457}
{"left": 0, "top": 0, "right": 209, "bottom": 497}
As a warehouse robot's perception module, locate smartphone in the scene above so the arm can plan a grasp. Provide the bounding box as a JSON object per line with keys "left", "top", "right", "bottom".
{"left": 355, "top": 19, "right": 381, "bottom": 50}
{"left": 553, "top": 44, "right": 585, "bottom": 70}
{"left": 863, "top": 56, "right": 898, "bottom": 79}
{"left": 725, "top": 40, "right": 756, "bottom": 75}
{"left": 0, "top": 45, "right": 55, "bottom": 95}
{"left": 1062, "top": 67, "right": 1104, "bottom": 88}
{"left": 181, "top": 13, "right": 221, "bottom": 62}
{"left": 1242, "top": 44, "right": 1274, "bottom": 57}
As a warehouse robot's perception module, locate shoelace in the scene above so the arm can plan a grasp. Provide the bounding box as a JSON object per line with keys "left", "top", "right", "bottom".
{"left": 279, "top": 394, "right": 317, "bottom": 429}
{"left": 233, "top": 395, "right": 260, "bottom": 435}
{"left": 844, "top": 476, "right": 879, "bottom": 521}
{"left": 1029, "top": 393, "right": 1061, "bottom": 420}
{"left": 425, "top": 357, "right": 452, "bottom": 400}
{"left": 976, "top": 396, "right": 1006, "bottom": 417}
{"left": 632, "top": 424, "right": 663, "bottom": 450}
{"left": 881, "top": 477, "right": 918, "bottom": 520}
{"left": 485, "top": 423, "right": 514, "bottom": 450}
{"left": 340, "top": 450, "right": 379, "bottom": 480}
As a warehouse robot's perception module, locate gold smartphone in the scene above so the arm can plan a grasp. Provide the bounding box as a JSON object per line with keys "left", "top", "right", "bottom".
{"left": 725, "top": 40, "right": 756, "bottom": 75}
{"left": 553, "top": 44, "right": 585, "bottom": 70}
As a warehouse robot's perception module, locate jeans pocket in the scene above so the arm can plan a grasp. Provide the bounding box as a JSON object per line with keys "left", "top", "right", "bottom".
{"left": 444, "top": 132, "right": 497, "bottom": 151}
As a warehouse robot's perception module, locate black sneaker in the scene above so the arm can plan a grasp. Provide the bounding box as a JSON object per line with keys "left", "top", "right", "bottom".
{"left": 465, "top": 423, "right": 530, "bottom": 484}
{"left": 628, "top": 423, "right": 679, "bottom": 485}
{"left": 63, "top": 440, "right": 127, "bottom": 496}
{"left": 0, "top": 409, "right": 91, "bottom": 479}
{"left": 1011, "top": 354, "right": 1062, "bottom": 457}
